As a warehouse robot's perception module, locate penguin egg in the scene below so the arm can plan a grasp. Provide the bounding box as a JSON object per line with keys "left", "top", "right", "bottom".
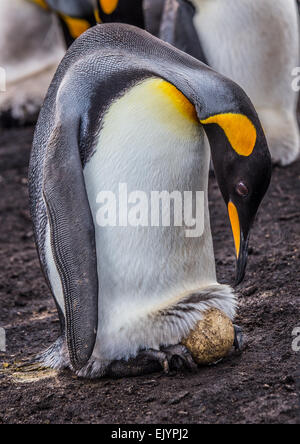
{"left": 182, "top": 308, "right": 235, "bottom": 365}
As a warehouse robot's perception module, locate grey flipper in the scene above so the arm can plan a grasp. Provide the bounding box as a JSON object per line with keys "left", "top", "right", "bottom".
{"left": 29, "top": 23, "right": 266, "bottom": 373}
{"left": 159, "top": 0, "right": 208, "bottom": 63}
{"left": 29, "top": 85, "right": 99, "bottom": 370}
{"left": 42, "top": 119, "right": 98, "bottom": 371}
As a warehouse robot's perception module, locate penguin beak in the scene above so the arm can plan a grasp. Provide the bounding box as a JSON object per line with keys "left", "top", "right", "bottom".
{"left": 227, "top": 201, "right": 250, "bottom": 285}
{"left": 235, "top": 231, "right": 250, "bottom": 285}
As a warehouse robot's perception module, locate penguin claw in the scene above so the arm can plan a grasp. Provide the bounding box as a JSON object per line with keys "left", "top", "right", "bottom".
{"left": 104, "top": 345, "right": 197, "bottom": 378}
{"left": 234, "top": 324, "right": 244, "bottom": 353}
{"left": 162, "top": 359, "right": 170, "bottom": 374}
{"left": 140, "top": 349, "right": 170, "bottom": 374}
{"left": 162, "top": 344, "right": 198, "bottom": 372}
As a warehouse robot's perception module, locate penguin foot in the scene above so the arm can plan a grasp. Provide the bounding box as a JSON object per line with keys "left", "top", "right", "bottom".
{"left": 233, "top": 324, "right": 244, "bottom": 353}
{"left": 105, "top": 345, "right": 197, "bottom": 378}
{"left": 161, "top": 344, "right": 198, "bottom": 372}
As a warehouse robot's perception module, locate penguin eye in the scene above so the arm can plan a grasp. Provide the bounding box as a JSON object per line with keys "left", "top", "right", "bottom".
{"left": 236, "top": 182, "right": 249, "bottom": 197}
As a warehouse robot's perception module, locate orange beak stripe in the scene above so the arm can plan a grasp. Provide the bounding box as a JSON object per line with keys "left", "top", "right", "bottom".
{"left": 228, "top": 202, "right": 241, "bottom": 258}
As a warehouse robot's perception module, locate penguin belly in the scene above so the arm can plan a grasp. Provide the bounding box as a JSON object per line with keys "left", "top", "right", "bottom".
{"left": 193, "top": 0, "right": 300, "bottom": 166}
{"left": 77, "top": 78, "right": 235, "bottom": 372}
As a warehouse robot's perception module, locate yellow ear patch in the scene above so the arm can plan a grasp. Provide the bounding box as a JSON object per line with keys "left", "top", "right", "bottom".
{"left": 153, "top": 80, "right": 199, "bottom": 124}
{"left": 100, "top": 0, "right": 119, "bottom": 14}
{"left": 60, "top": 15, "right": 91, "bottom": 39}
{"left": 201, "top": 113, "right": 257, "bottom": 156}
{"left": 228, "top": 202, "right": 241, "bottom": 258}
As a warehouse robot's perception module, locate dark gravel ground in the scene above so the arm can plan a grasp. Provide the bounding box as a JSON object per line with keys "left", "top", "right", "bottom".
{"left": 0, "top": 125, "right": 299, "bottom": 424}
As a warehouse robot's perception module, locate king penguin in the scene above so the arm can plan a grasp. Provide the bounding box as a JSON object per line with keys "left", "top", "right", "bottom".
{"left": 0, "top": 0, "right": 65, "bottom": 126}
{"left": 29, "top": 24, "right": 271, "bottom": 378}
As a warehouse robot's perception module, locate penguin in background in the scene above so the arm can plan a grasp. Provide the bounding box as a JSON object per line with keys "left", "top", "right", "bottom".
{"left": 95, "top": 0, "right": 145, "bottom": 29}
{"left": 0, "top": 0, "right": 65, "bottom": 126}
{"left": 143, "top": 0, "right": 165, "bottom": 36}
{"left": 41, "top": 0, "right": 146, "bottom": 46}
{"left": 0, "top": 0, "right": 146, "bottom": 126}
{"left": 0, "top": 0, "right": 90, "bottom": 126}
{"left": 158, "top": 0, "right": 207, "bottom": 62}
{"left": 28, "top": 0, "right": 145, "bottom": 47}
{"left": 32, "top": 0, "right": 97, "bottom": 48}
{"left": 29, "top": 24, "right": 271, "bottom": 378}
{"left": 158, "top": 0, "right": 300, "bottom": 167}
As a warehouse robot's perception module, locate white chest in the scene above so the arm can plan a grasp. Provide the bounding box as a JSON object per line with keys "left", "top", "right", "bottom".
{"left": 83, "top": 78, "right": 216, "bottom": 339}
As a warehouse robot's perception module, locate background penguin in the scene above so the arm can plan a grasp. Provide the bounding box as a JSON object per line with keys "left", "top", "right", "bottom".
{"left": 158, "top": 0, "right": 206, "bottom": 62}
{"left": 38, "top": 0, "right": 146, "bottom": 47}
{"left": 144, "top": 0, "right": 165, "bottom": 36}
{"left": 95, "top": 0, "right": 145, "bottom": 29}
{"left": 34, "top": 0, "right": 97, "bottom": 48}
{"left": 143, "top": 0, "right": 207, "bottom": 60}
{"left": 0, "top": 0, "right": 146, "bottom": 126}
{"left": 29, "top": 23, "right": 272, "bottom": 378}
{"left": 27, "top": 0, "right": 146, "bottom": 47}
{"left": 157, "top": 0, "right": 300, "bottom": 167}
{"left": 0, "top": 0, "right": 65, "bottom": 126}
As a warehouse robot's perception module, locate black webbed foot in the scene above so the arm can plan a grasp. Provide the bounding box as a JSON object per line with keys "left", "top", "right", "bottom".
{"left": 161, "top": 344, "right": 197, "bottom": 372}
{"left": 105, "top": 345, "right": 196, "bottom": 378}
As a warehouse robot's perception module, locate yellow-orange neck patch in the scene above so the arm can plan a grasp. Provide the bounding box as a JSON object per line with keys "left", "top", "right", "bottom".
{"left": 153, "top": 80, "right": 198, "bottom": 124}
{"left": 60, "top": 14, "right": 91, "bottom": 39}
{"left": 100, "top": 0, "right": 119, "bottom": 15}
{"left": 228, "top": 202, "right": 241, "bottom": 258}
{"left": 201, "top": 113, "right": 257, "bottom": 156}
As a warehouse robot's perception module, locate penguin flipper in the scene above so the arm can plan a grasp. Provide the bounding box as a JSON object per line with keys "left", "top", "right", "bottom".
{"left": 42, "top": 118, "right": 98, "bottom": 372}
{"left": 159, "top": 0, "right": 207, "bottom": 63}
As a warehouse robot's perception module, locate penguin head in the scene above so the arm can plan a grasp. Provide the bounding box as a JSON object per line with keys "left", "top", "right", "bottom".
{"left": 95, "top": 0, "right": 145, "bottom": 27}
{"left": 200, "top": 104, "right": 272, "bottom": 285}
